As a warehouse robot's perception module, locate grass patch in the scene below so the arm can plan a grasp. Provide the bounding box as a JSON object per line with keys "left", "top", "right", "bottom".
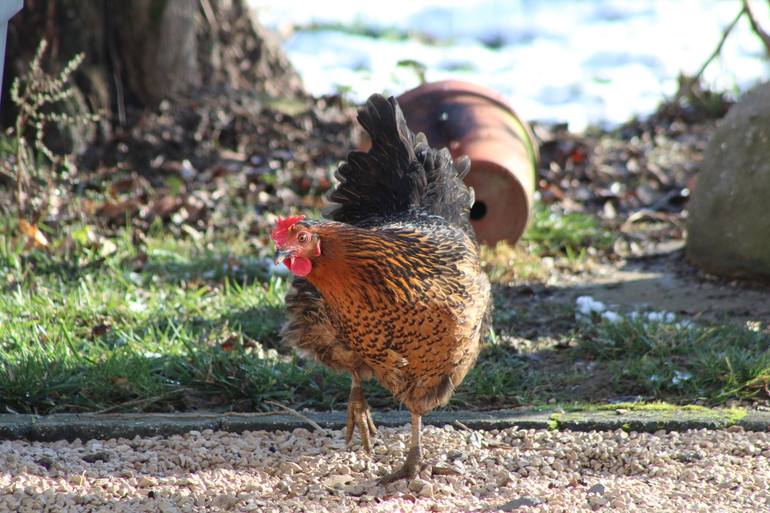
{"left": 522, "top": 204, "right": 614, "bottom": 258}
{"left": 482, "top": 204, "right": 615, "bottom": 283}
{"left": 2, "top": 226, "right": 282, "bottom": 413}
{"left": 481, "top": 242, "right": 548, "bottom": 283}
{"left": 577, "top": 318, "right": 770, "bottom": 403}
{"left": 1, "top": 210, "right": 765, "bottom": 414}
{"left": 591, "top": 402, "right": 710, "bottom": 412}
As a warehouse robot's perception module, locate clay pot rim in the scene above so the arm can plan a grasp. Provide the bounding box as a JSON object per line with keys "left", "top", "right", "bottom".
{"left": 398, "top": 80, "right": 539, "bottom": 165}
{"left": 396, "top": 80, "right": 539, "bottom": 245}
{"left": 467, "top": 156, "right": 532, "bottom": 229}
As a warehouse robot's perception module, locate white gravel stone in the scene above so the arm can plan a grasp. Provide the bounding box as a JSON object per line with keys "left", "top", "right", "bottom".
{"left": 0, "top": 426, "right": 769, "bottom": 512}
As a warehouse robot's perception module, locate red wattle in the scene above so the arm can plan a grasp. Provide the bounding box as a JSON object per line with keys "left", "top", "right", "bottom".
{"left": 287, "top": 256, "right": 312, "bottom": 277}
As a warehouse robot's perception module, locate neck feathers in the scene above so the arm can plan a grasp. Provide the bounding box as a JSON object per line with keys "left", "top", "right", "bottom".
{"left": 305, "top": 223, "right": 405, "bottom": 308}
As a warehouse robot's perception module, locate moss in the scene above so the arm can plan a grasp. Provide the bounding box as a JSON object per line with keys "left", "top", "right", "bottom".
{"left": 723, "top": 407, "right": 748, "bottom": 425}
{"left": 592, "top": 401, "right": 705, "bottom": 412}
{"left": 547, "top": 412, "right": 563, "bottom": 430}
{"left": 561, "top": 402, "right": 749, "bottom": 429}
{"left": 681, "top": 404, "right": 710, "bottom": 412}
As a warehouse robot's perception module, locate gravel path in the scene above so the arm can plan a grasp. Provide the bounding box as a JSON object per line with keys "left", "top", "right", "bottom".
{"left": 1, "top": 424, "right": 768, "bottom": 512}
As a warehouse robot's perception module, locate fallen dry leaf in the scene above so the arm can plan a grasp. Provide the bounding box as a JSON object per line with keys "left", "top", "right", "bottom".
{"left": 150, "top": 195, "right": 182, "bottom": 219}
{"left": 91, "top": 323, "right": 112, "bottom": 338}
{"left": 18, "top": 219, "right": 49, "bottom": 249}
{"left": 220, "top": 335, "right": 239, "bottom": 352}
{"left": 96, "top": 200, "right": 140, "bottom": 224}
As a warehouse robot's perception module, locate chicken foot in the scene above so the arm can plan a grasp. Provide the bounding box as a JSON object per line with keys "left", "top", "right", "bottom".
{"left": 378, "top": 413, "right": 462, "bottom": 484}
{"left": 378, "top": 412, "right": 423, "bottom": 483}
{"left": 345, "top": 375, "right": 377, "bottom": 452}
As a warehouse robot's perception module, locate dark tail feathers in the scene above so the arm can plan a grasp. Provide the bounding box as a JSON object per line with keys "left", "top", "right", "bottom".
{"left": 326, "top": 94, "right": 474, "bottom": 234}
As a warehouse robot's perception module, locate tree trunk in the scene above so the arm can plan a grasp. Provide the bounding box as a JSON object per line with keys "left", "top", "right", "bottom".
{"left": 111, "top": 0, "right": 200, "bottom": 109}
{"left": 2, "top": 0, "right": 304, "bottom": 140}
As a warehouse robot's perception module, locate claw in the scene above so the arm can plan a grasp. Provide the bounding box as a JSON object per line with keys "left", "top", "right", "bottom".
{"left": 346, "top": 384, "right": 376, "bottom": 452}
{"left": 378, "top": 444, "right": 421, "bottom": 484}
{"left": 378, "top": 414, "right": 423, "bottom": 484}
{"left": 377, "top": 462, "right": 419, "bottom": 485}
{"left": 430, "top": 464, "right": 462, "bottom": 476}
{"left": 377, "top": 414, "right": 463, "bottom": 484}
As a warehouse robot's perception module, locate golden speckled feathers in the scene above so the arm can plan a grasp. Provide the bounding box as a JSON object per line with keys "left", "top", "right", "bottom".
{"left": 283, "top": 215, "right": 490, "bottom": 414}
{"left": 279, "top": 93, "right": 491, "bottom": 416}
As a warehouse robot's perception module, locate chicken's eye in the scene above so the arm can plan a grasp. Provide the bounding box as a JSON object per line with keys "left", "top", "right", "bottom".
{"left": 297, "top": 232, "right": 309, "bottom": 244}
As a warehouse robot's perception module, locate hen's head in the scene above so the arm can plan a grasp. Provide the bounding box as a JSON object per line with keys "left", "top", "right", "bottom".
{"left": 271, "top": 215, "right": 321, "bottom": 277}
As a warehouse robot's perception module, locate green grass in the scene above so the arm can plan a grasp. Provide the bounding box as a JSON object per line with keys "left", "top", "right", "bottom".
{"left": 1, "top": 211, "right": 766, "bottom": 415}
{"left": 522, "top": 204, "right": 615, "bottom": 259}
{"left": 577, "top": 318, "right": 770, "bottom": 402}
{"left": 481, "top": 204, "right": 616, "bottom": 282}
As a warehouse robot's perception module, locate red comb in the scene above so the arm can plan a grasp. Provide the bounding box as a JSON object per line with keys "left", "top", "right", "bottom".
{"left": 271, "top": 215, "right": 305, "bottom": 246}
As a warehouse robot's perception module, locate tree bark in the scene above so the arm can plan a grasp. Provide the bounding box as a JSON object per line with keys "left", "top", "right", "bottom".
{"left": 111, "top": 0, "right": 200, "bottom": 108}
{"left": 2, "top": 0, "right": 304, "bottom": 136}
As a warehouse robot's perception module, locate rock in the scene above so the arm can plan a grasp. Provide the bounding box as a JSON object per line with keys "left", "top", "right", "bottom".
{"left": 81, "top": 451, "right": 111, "bottom": 463}
{"left": 68, "top": 474, "right": 85, "bottom": 486}
{"left": 322, "top": 474, "right": 354, "bottom": 488}
{"left": 497, "top": 496, "right": 542, "bottom": 510}
{"left": 345, "top": 484, "right": 368, "bottom": 497}
{"left": 467, "top": 431, "right": 484, "bottom": 449}
{"left": 496, "top": 470, "right": 513, "bottom": 487}
{"left": 588, "top": 494, "right": 608, "bottom": 509}
{"left": 408, "top": 478, "right": 431, "bottom": 494}
{"left": 158, "top": 501, "right": 180, "bottom": 513}
{"left": 417, "top": 482, "right": 434, "bottom": 498}
{"left": 137, "top": 476, "right": 156, "bottom": 488}
{"left": 687, "top": 81, "right": 770, "bottom": 278}
{"left": 587, "top": 483, "right": 606, "bottom": 495}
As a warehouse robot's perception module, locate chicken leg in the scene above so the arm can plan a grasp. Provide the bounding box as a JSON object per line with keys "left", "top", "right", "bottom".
{"left": 378, "top": 413, "right": 423, "bottom": 483}
{"left": 378, "top": 413, "right": 461, "bottom": 484}
{"left": 345, "top": 375, "right": 377, "bottom": 452}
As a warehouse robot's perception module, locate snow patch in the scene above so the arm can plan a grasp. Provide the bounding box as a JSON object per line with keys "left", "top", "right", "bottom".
{"left": 575, "top": 295, "right": 690, "bottom": 327}
{"left": 251, "top": 0, "right": 770, "bottom": 131}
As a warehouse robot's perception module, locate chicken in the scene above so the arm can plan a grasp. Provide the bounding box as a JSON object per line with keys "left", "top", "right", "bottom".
{"left": 272, "top": 94, "right": 491, "bottom": 482}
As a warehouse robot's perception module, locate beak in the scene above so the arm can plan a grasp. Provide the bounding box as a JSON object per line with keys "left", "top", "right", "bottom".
{"left": 275, "top": 249, "right": 292, "bottom": 265}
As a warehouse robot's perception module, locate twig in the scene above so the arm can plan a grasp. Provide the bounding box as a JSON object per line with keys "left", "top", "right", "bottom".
{"left": 743, "top": 0, "right": 770, "bottom": 53}
{"left": 105, "top": 14, "right": 126, "bottom": 125}
{"left": 265, "top": 400, "right": 330, "bottom": 435}
{"left": 674, "top": 5, "right": 746, "bottom": 103}
{"left": 93, "top": 388, "right": 187, "bottom": 414}
{"left": 199, "top": 0, "right": 219, "bottom": 34}
{"left": 621, "top": 209, "right": 684, "bottom": 231}
{"left": 453, "top": 419, "right": 472, "bottom": 432}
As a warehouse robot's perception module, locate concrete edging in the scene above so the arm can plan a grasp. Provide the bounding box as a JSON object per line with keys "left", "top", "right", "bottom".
{"left": 1, "top": 408, "right": 768, "bottom": 442}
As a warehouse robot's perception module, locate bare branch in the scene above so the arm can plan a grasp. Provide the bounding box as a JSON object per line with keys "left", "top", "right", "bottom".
{"left": 265, "top": 400, "right": 331, "bottom": 435}
{"left": 743, "top": 0, "right": 770, "bottom": 54}
{"left": 674, "top": 5, "right": 746, "bottom": 103}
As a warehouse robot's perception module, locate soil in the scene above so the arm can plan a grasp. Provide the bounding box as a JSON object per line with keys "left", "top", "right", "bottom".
{"left": 542, "top": 244, "right": 770, "bottom": 325}
{"left": 569, "top": 248, "right": 770, "bottom": 324}
{"left": 529, "top": 102, "right": 770, "bottom": 327}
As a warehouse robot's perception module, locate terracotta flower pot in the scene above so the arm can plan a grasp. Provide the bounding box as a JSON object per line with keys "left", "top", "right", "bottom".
{"left": 397, "top": 80, "right": 538, "bottom": 246}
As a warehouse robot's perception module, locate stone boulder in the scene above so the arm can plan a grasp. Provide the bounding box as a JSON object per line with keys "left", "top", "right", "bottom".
{"left": 686, "top": 81, "right": 770, "bottom": 279}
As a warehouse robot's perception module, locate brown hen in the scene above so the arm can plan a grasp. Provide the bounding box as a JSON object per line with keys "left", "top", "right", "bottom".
{"left": 273, "top": 94, "right": 491, "bottom": 482}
